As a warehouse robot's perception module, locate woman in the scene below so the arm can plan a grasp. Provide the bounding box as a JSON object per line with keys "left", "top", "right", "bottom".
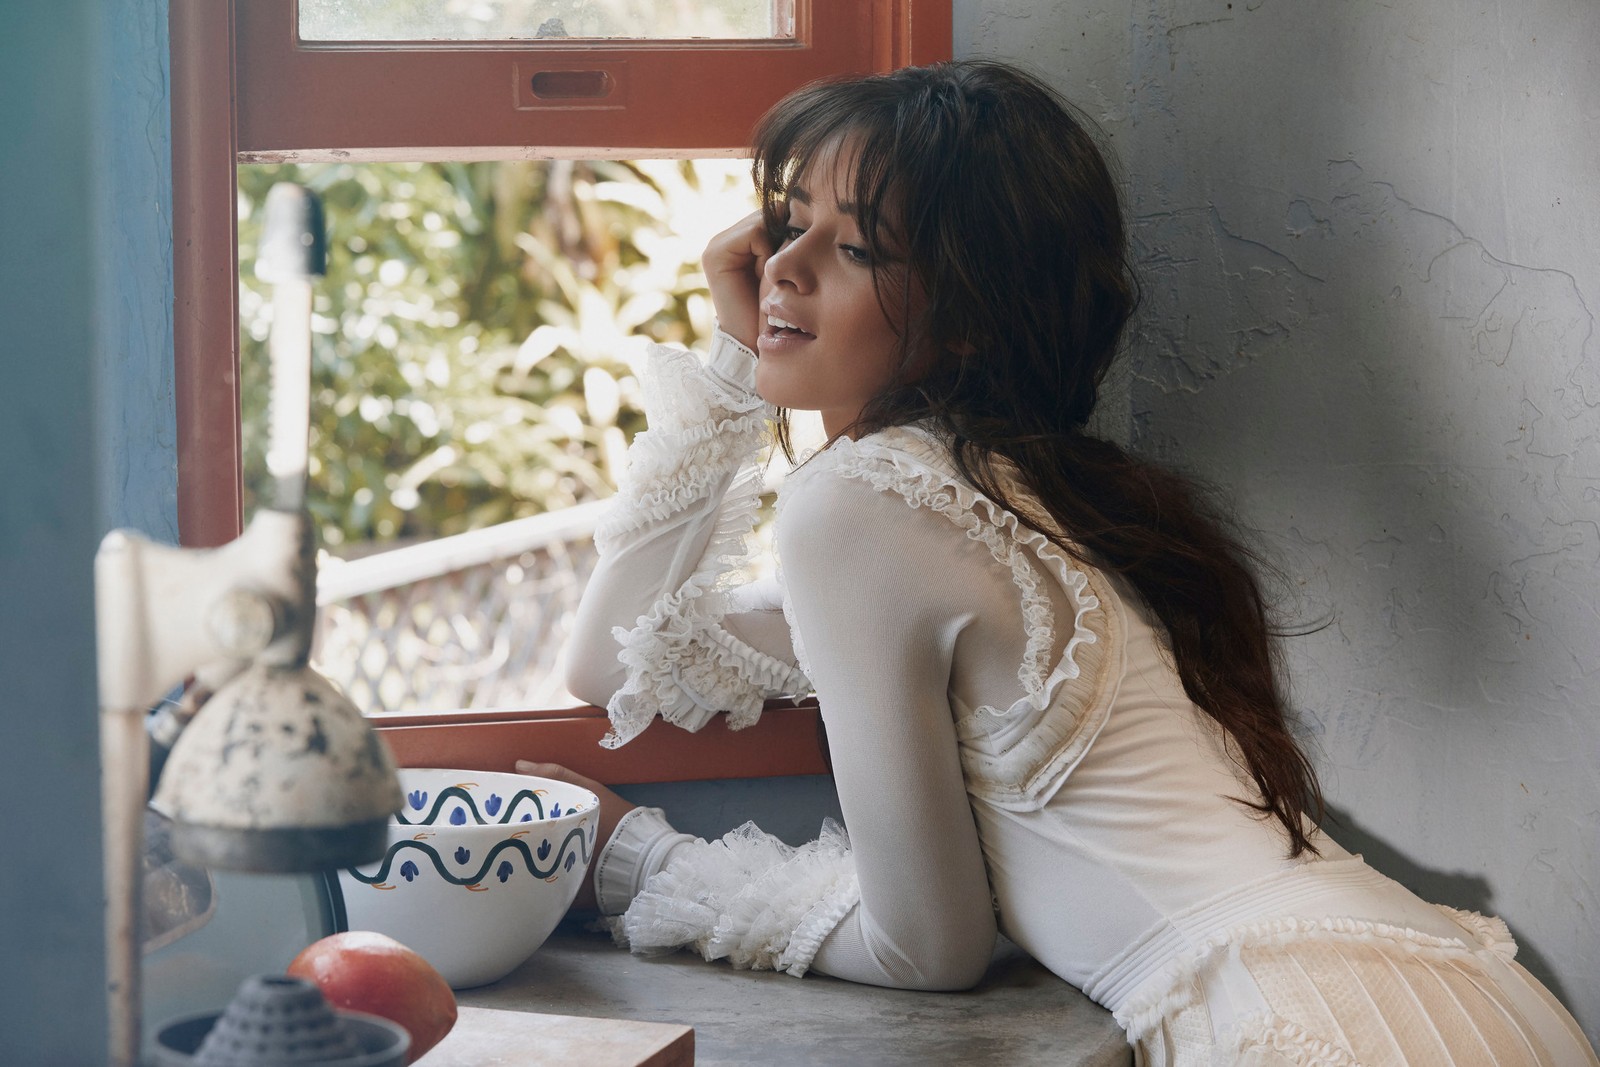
{"left": 525, "top": 60, "right": 1598, "bottom": 1064}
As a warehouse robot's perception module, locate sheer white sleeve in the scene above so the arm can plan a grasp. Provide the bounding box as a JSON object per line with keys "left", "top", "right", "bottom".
{"left": 595, "top": 461, "right": 1001, "bottom": 990}
{"left": 564, "top": 329, "right": 810, "bottom": 747}
{"left": 598, "top": 809, "right": 861, "bottom": 977}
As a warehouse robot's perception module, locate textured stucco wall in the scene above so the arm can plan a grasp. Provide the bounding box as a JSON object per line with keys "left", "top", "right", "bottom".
{"left": 962, "top": 0, "right": 1599, "bottom": 1040}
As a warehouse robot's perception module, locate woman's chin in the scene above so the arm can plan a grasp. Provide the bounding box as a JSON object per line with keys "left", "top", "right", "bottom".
{"left": 758, "top": 391, "right": 812, "bottom": 412}
{"left": 752, "top": 366, "right": 801, "bottom": 410}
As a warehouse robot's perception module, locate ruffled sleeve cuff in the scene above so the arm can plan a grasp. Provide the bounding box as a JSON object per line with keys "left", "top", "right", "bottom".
{"left": 705, "top": 327, "right": 758, "bottom": 395}
{"left": 606, "top": 820, "right": 860, "bottom": 978}
{"left": 596, "top": 328, "right": 811, "bottom": 749}
{"left": 594, "top": 334, "right": 768, "bottom": 552}
{"left": 593, "top": 806, "right": 696, "bottom": 916}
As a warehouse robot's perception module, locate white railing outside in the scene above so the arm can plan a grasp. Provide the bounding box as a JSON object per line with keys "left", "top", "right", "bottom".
{"left": 313, "top": 500, "right": 609, "bottom": 713}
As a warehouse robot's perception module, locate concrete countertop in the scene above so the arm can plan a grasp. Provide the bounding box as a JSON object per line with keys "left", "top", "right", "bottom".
{"left": 460, "top": 924, "right": 1131, "bottom": 1066}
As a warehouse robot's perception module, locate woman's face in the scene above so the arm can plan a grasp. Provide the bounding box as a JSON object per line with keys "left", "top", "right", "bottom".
{"left": 755, "top": 139, "right": 925, "bottom": 438}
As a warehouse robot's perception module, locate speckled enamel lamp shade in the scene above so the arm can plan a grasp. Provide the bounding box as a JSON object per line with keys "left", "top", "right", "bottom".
{"left": 152, "top": 661, "right": 403, "bottom": 872}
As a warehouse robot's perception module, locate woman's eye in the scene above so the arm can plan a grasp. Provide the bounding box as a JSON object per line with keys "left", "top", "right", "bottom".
{"left": 783, "top": 226, "right": 807, "bottom": 243}
{"left": 840, "top": 244, "right": 870, "bottom": 265}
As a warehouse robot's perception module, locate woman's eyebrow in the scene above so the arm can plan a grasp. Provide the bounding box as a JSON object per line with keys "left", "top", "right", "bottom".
{"left": 786, "top": 184, "right": 858, "bottom": 215}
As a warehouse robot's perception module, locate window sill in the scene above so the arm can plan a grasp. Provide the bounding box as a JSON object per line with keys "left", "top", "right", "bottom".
{"left": 374, "top": 698, "right": 826, "bottom": 784}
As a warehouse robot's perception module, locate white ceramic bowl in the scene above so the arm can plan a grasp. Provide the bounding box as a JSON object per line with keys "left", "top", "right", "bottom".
{"left": 335, "top": 768, "right": 598, "bottom": 989}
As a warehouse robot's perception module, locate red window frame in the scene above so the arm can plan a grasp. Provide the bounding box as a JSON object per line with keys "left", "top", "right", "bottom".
{"left": 168, "top": 0, "right": 948, "bottom": 780}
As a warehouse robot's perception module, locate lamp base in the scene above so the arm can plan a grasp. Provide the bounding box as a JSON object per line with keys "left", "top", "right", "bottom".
{"left": 171, "top": 820, "right": 389, "bottom": 874}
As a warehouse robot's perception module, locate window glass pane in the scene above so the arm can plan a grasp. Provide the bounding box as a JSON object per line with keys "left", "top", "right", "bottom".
{"left": 237, "top": 159, "right": 766, "bottom": 712}
{"left": 299, "top": 0, "right": 794, "bottom": 42}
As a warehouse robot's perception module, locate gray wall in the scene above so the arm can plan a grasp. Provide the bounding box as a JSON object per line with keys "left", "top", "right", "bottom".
{"left": 0, "top": 1, "right": 174, "bottom": 1059}
{"left": 961, "top": 0, "right": 1599, "bottom": 1040}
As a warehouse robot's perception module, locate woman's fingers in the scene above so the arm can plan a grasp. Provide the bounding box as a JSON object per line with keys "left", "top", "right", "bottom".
{"left": 515, "top": 759, "right": 597, "bottom": 792}
{"left": 515, "top": 761, "right": 629, "bottom": 818}
{"left": 703, "top": 210, "right": 774, "bottom": 352}
{"left": 703, "top": 210, "right": 774, "bottom": 274}
{"left": 514, "top": 760, "right": 638, "bottom": 913}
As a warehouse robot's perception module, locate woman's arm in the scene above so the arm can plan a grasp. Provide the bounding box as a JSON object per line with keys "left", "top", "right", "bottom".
{"left": 779, "top": 470, "right": 998, "bottom": 989}
{"left": 563, "top": 330, "right": 808, "bottom": 744}
{"left": 596, "top": 469, "right": 999, "bottom": 991}
{"left": 566, "top": 212, "right": 804, "bottom": 745}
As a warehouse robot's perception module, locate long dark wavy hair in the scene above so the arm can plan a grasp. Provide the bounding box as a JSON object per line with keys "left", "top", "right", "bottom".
{"left": 752, "top": 60, "right": 1323, "bottom": 856}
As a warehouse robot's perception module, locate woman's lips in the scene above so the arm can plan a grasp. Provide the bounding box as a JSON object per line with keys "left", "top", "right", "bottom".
{"left": 757, "top": 315, "right": 815, "bottom": 354}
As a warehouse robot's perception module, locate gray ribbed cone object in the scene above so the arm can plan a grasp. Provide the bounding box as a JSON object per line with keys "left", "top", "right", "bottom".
{"left": 193, "top": 975, "right": 362, "bottom": 1065}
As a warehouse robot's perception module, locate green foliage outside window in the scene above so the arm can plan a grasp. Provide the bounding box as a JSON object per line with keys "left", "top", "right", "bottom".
{"left": 237, "top": 158, "right": 755, "bottom": 550}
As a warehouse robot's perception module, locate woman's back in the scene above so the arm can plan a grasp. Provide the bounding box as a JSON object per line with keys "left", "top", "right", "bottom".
{"left": 782, "top": 424, "right": 1311, "bottom": 958}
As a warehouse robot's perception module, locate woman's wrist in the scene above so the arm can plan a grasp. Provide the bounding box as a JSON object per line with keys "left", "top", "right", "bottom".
{"left": 593, "top": 805, "right": 696, "bottom": 915}
{"left": 707, "top": 324, "right": 759, "bottom": 398}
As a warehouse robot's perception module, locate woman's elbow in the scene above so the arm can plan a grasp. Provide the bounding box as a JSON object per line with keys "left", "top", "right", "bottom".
{"left": 911, "top": 934, "right": 994, "bottom": 991}
{"left": 563, "top": 590, "right": 627, "bottom": 707}
{"left": 563, "top": 644, "right": 623, "bottom": 709}
{"left": 871, "top": 914, "right": 996, "bottom": 992}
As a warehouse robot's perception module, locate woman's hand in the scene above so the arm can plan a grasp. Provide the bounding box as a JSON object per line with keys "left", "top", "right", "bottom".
{"left": 703, "top": 210, "right": 775, "bottom": 352}
{"left": 514, "top": 760, "right": 637, "bottom": 913}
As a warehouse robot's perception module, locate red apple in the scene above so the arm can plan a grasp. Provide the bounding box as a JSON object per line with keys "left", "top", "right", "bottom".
{"left": 288, "top": 931, "right": 457, "bottom": 1063}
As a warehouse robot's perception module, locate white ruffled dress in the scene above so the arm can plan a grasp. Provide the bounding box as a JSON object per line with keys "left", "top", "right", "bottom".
{"left": 564, "top": 331, "right": 1599, "bottom": 1066}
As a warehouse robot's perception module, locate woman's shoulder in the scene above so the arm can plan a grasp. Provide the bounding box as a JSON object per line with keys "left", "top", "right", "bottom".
{"left": 772, "top": 424, "right": 999, "bottom": 598}
{"left": 775, "top": 428, "right": 947, "bottom": 545}
{"left": 778, "top": 422, "right": 1052, "bottom": 550}
{"left": 779, "top": 423, "right": 959, "bottom": 511}
{"left": 773, "top": 421, "right": 1078, "bottom": 596}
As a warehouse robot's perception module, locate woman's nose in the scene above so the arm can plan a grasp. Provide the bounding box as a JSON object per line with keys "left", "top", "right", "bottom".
{"left": 763, "top": 235, "right": 813, "bottom": 293}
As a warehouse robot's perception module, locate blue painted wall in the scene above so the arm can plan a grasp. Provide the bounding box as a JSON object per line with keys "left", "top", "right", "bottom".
{"left": 96, "top": 3, "right": 178, "bottom": 539}
{"left": 0, "top": 0, "right": 174, "bottom": 1059}
{"left": 1, "top": 3, "right": 108, "bottom": 1059}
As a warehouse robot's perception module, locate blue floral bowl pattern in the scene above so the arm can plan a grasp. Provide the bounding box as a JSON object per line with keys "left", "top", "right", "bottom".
{"left": 334, "top": 769, "right": 598, "bottom": 989}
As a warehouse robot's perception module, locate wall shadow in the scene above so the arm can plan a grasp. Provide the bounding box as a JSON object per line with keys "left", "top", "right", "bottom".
{"left": 1320, "top": 803, "right": 1576, "bottom": 1013}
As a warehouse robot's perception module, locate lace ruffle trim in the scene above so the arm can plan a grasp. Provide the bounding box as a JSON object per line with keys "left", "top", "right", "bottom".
{"left": 778, "top": 426, "right": 1116, "bottom": 809}
{"left": 1232, "top": 1014, "right": 1362, "bottom": 1067}
{"left": 595, "top": 337, "right": 768, "bottom": 549}
{"left": 604, "top": 465, "right": 810, "bottom": 748}
{"left": 607, "top": 820, "right": 860, "bottom": 977}
{"left": 596, "top": 412, "right": 769, "bottom": 550}
{"left": 637, "top": 340, "right": 767, "bottom": 432}
{"left": 599, "top": 339, "right": 808, "bottom": 748}
{"left": 1435, "top": 903, "right": 1517, "bottom": 957}
{"left": 787, "top": 433, "right": 1066, "bottom": 700}
{"left": 785, "top": 427, "right": 1109, "bottom": 707}
{"left": 1113, "top": 910, "right": 1520, "bottom": 1043}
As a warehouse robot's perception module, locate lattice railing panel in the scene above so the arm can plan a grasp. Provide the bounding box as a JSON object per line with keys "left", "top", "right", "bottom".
{"left": 312, "top": 505, "right": 605, "bottom": 714}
